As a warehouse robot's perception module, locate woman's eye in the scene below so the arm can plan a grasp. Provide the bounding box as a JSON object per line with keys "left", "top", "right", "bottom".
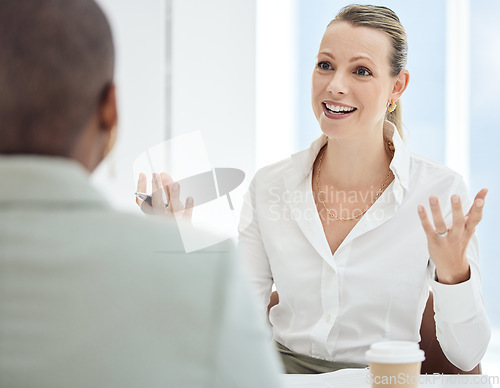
{"left": 355, "top": 67, "right": 372, "bottom": 76}
{"left": 317, "top": 61, "right": 331, "bottom": 71}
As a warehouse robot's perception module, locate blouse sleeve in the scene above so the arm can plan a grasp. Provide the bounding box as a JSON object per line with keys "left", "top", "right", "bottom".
{"left": 428, "top": 177, "right": 491, "bottom": 371}
{"left": 238, "top": 174, "right": 274, "bottom": 317}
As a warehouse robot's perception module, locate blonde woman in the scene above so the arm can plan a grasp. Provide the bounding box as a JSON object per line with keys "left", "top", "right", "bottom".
{"left": 238, "top": 4, "right": 489, "bottom": 374}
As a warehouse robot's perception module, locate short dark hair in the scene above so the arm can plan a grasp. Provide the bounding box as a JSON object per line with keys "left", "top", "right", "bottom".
{"left": 0, "top": 0, "right": 115, "bottom": 155}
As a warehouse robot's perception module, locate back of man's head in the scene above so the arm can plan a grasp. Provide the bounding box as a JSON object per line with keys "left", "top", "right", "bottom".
{"left": 0, "top": 0, "right": 114, "bottom": 156}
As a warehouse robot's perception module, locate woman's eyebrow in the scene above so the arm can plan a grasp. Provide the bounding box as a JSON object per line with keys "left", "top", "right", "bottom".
{"left": 317, "top": 51, "right": 335, "bottom": 60}
{"left": 317, "top": 52, "right": 375, "bottom": 66}
{"left": 350, "top": 55, "right": 375, "bottom": 65}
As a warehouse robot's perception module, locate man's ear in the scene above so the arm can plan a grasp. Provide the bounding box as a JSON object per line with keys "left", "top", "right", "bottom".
{"left": 98, "top": 83, "right": 118, "bottom": 157}
{"left": 390, "top": 69, "right": 410, "bottom": 102}
{"left": 99, "top": 83, "right": 118, "bottom": 134}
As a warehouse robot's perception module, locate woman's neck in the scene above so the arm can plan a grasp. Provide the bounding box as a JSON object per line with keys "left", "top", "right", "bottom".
{"left": 319, "top": 130, "right": 392, "bottom": 191}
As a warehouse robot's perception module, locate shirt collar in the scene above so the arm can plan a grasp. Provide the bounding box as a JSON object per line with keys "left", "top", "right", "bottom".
{"left": 288, "top": 120, "right": 411, "bottom": 192}
{"left": 384, "top": 120, "right": 410, "bottom": 191}
{"left": 0, "top": 155, "right": 109, "bottom": 207}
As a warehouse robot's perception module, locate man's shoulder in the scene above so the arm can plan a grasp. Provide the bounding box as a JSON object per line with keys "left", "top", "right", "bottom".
{"left": 87, "top": 211, "right": 236, "bottom": 260}
{"left": 1, "top": 204, "right": 235, "bottom": 270}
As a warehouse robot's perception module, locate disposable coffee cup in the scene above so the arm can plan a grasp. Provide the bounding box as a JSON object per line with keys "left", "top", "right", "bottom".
{"left": 365, "top": 341, "right": 425, "bottom": 388}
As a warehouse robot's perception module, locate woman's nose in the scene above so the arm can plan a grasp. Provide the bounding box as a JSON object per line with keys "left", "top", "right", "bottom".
{"left": 326, "top": 73, "right": 348, "bottom": 95}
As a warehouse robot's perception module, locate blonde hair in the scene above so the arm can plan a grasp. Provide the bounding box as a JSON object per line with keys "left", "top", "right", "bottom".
{"left": 329, "top": 4, "right": 408, "bottom": 137}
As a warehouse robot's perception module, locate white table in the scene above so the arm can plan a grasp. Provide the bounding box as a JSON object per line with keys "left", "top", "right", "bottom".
{"left": 282, "top": 368, "right": 495, "bottom": 387}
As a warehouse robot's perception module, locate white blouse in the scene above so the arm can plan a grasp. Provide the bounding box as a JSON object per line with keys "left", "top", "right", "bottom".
{"left": 238, "top": 121, "right": 490, "bottom": 371}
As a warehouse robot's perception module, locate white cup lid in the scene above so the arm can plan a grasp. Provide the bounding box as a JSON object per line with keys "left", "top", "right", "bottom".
{"left": 365, "top": 341, "right": 425, "bottom": 364}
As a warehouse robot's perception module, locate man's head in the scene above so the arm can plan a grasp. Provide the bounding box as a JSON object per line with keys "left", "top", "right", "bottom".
{"left": 0, "top": 0, "right": 116, "bottom": 171}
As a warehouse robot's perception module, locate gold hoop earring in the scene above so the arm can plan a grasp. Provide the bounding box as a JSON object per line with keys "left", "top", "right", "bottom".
{"left": 386, "top": 100, "right": 397, "bottom": 113}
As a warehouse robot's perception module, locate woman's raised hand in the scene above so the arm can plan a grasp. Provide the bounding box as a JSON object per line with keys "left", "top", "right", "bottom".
{"left": 417, "top": 188, "right": 488, "bottom": 285}
{"left": 136, "top": 172, "right": 193, "bottom": 220}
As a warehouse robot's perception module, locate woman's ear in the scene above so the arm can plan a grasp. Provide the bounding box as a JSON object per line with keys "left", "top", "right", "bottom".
{"left": 391, "top": 69, "right": 410, "bottom": 102}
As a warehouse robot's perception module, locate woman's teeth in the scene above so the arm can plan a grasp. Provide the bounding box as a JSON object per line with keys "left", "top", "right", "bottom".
{"left": 325, "top": 103, "right": 356, "bottom": 114}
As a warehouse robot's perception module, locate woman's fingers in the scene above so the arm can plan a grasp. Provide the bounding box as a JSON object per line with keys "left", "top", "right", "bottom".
{"left": 167, "top": 182, "right": 184, "bottom": 214}
{"left": 429, "top": 196, "right": 447, "bottom": 234}
{"left": 450, "top": 195, "right": 465, "bottom": 230}
{"left": 419, "top": 191, "right": 487, "bottom": 285}
{"left": 160, "top": 173, "right": 174, "bottom": 194}
{"left": 135, "top": 172, "right": 195, "bottom": 219}
{"left": 151, "top": 173, "right": 168, "bottom": 214}
{"left": 465, "top": 188, "right": 488, "bottom": 234}
{"left": 167, "top": 182, "right": 194, "bottom": 220}
{"left": 160, "top": 173, "right": 173, "bottom": 185}
{"left": 184, "top": 197, "right": 194, "bottom": 220}
{"left": 418, "top": 205, "right": 436, "bottom": 239}
{"left": 160, "top": 172, "right": 174, "bottom": 213}
{"left": 136, "top": 173, "right": 147, "bottom": 207}
{"left": 418, "top": 189, "right": 488, "bottom": 242}
{"left": 136, "top": 173, "right": 157, "bottom": 215}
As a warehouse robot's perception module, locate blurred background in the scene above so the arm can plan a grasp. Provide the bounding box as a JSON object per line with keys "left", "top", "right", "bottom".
{"left": 93, "top": 0, "right": 500, "bottom": 375}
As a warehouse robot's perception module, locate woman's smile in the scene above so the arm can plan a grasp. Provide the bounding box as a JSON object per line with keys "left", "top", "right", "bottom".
{"left": 322, "top": 101, "right": 357, "bottom": 120}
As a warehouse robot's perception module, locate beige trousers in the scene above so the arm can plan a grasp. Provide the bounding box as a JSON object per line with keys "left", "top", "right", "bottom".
{"left": 276, "top": 342, "right": 367, "bottom": 374}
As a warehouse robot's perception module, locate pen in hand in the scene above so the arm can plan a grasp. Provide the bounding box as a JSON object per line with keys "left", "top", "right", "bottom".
{"left": 135, "top": 192, "right": 169, "bottom": 208}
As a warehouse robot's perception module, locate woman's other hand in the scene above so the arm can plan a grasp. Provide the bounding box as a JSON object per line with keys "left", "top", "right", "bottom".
{"left": 136, "top": 172, "right": 193, "bottom": 220}
{"left": 417, "top": 188, "right": 488, "bottom": 285}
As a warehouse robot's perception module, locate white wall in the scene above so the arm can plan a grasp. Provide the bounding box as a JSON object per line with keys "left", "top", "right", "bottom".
{"left": 91, "top": 0, "right": 258, "bottom": 213}
{"left": 171, "top": 0, "right": 257, "bottom": 182}
{"left": 256, "top": 0, "right": 297, "bottom": 169}
{"left": 91, "top": 0, "right": 167, "bottom": 213}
